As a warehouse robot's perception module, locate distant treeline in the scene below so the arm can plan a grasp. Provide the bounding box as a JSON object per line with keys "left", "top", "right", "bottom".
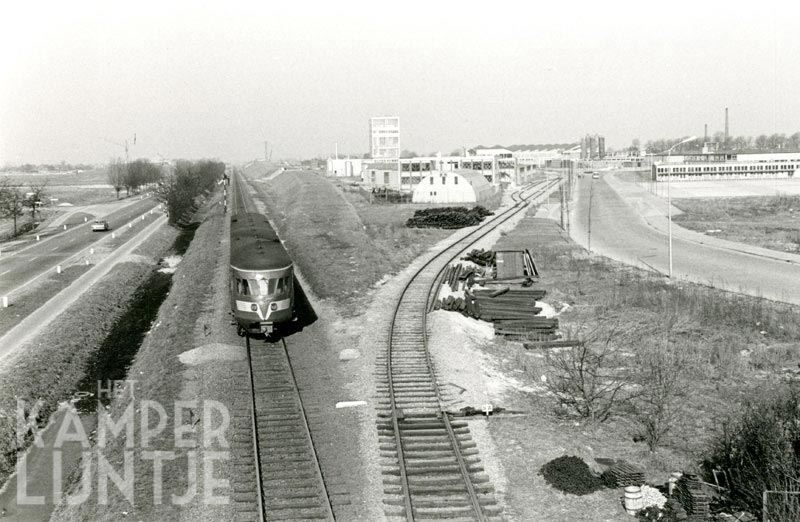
{"left": 156, "top": 160, "right": 225, "bottom": 226}
{"left": 1, "top": 162, "right": 96, "bottom": 173}
{"left": 637, "top": 132, "right": 800, "bottom": 154}
{"left": 107, "top": 158, "right": 162, "bottom": 198}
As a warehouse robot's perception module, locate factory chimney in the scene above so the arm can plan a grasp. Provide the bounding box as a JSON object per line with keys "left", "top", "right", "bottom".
{"left": 704, "top": 124, "right": 708, "bottom": 144}
{"left": 724, "top": 107, "right": 729, "bottom": 147}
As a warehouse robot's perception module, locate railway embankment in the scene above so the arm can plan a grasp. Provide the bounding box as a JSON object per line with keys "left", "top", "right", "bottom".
{"left": 247, "top": 170, "right": 455, "bottom": 311}
{"left": 47, "top": 190, "right": 232, "bottom": 521}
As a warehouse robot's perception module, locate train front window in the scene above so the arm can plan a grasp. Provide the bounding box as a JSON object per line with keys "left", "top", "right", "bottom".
{"left": 257, "top": 279, "right": 269, "bottom": 295}
{"left": 268, "top": 278, "right": 278, "bottom": 295}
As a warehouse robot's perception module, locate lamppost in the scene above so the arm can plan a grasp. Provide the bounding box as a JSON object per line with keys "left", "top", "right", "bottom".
{"left": 662, "top": 135, "right": 697, "bottom": 278}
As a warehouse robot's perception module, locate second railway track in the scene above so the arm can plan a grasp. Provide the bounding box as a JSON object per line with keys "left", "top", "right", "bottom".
{"left": 377, "top": 179, "right": 559, "bottom": 522}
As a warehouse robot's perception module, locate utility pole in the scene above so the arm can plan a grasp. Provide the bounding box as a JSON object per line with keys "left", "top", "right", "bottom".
{"left": 587, "top": 178, "right": 594, "bottom": 251}
{"left": 264, "top": 141, "right": 268, "bottom": 163}
{"left": 559, "top": 176, "right": 565, "bottom": 230}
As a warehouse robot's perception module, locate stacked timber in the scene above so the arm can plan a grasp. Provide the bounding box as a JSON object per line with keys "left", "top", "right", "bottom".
{"left": 473, "top": 287, "right": 546, "bottom": 321}
{"left": 674, "top": 474, "right": 710, "bottom": 521}
{"left": 493, "top": 318, "right": 558, "bottom": 338}
{"left": 601, "top": 461, "right": 646, "bottom": 488}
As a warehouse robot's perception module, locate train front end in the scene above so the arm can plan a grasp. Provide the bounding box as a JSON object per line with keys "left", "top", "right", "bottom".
{"left": 230, "top": 266, "right": 294, "bottom": 336}
{"left": 229, "top": 212, "right": 296, "bottom": 337}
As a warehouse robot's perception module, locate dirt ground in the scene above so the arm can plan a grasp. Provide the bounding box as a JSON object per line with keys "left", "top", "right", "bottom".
{"left": 418, "top": 198, "right": 800, "bottom": 521}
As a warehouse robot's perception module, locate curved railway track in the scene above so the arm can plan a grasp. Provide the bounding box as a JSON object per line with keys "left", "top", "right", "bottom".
{"left": 378, "top": 179, "right": 560, "bottom": 521}
{"left": 230, "top": 171, "right": 334, "bottom": 522}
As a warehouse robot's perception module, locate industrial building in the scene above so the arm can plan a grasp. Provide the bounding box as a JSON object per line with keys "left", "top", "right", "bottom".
{"left": 411, "top": 170, "right": 494, "bottom": 204}
{"left": 581, "top": 134, "right": 606, "bottom": 160}
{"left": 651, "top": 151, "right": 800, "bottom": 181}
{"left": 370, "top": 116, "right": 400, "bottom": 160}
{"left": 326, "top": 158, "right": 363, "bottom": 177}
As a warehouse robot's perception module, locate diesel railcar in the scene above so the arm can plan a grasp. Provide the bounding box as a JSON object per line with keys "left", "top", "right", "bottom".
{"left": 229, "top": 212, "right": 295, "bottom": 337}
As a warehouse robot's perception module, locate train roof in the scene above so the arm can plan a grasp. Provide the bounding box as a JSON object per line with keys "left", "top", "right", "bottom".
{"left": 230, "top": 212, "right": 292, "bottom": 272}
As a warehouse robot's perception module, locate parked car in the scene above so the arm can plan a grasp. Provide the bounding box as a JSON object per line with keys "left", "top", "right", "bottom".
{"left": 592, "top": 173, "right": 600, "bottom": 179}
{"left": 91, "top": 220, "right": 110, "bottom": 232}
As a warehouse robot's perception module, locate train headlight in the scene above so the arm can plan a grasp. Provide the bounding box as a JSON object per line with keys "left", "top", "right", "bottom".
{"left": 270, "top": 303, "right": 278, "bottom": 311}
{"left": 250, "top": 304, "right": 258, "bottom": 312}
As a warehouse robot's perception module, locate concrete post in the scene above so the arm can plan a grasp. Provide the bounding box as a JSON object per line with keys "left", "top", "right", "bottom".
{"left": 2, "top": 296, "right": 7, "bottom": 308}
{"left": 57, "top": 265, "right": 62, "bottom": 274}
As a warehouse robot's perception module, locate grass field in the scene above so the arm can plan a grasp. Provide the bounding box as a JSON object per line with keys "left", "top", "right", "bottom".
{"left": 1, "top": 167, "right": 110, "bottom": 186}
{"left": 673, "top": 194, "right": 800, "bottom": 254}
{"left": 489, "top": 215, "right": 800, "bottom": 519}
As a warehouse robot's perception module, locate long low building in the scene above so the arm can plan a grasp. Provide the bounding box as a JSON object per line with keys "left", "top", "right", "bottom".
{"left": 652, "top": 151, "right": 800, "bottom": 181}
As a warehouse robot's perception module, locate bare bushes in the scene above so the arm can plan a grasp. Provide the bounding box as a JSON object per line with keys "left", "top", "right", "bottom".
{"left": 541, "top": 319, "right": 691, "bottom": 454}
{"left": 631, "top": 341, "right": 690, "bottom": 453}
{"left": 542, "top": 323, "right": 635, "bottom": 423}
{"left": 157, "top": 160, "right": 224, "bottom": 225}
{"left": 703, "top": 384, "right": 800, "bottom": 520}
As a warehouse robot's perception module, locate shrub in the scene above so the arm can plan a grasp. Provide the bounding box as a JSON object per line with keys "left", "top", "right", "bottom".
{"left": 637, "top": 502, "right": 681, "bottom": 522}
{"left": 540, "top": 455, "right": 605, "bottom": 495}
{"left": 702, "top": 384, "right": 800, "bottom": 519}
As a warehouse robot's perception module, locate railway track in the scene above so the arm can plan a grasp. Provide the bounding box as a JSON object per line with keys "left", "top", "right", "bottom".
{"left": 229, "top": 171, "right": 334, "bottom": 521}
{"left": 377, "top": 179, "right": 559, "bottom": 521}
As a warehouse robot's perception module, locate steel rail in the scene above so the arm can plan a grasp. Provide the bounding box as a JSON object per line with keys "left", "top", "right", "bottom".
{"left": 245, "top": 336, "right": 267, "bottom": 522}
{"left": 386, "top": 178, "right": 559, "bottom": 521}
{"left": 236, "top": 170, "right": 334, "bottom": 521}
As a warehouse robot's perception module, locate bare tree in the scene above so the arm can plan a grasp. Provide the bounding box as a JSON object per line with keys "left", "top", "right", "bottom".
{"left": 22, "top": 182, "right": 48, "bottom": 227}
{"left": 107, "top": 159, "right": 126, "bottom": 199}
{"left": 0, "top": 179, "right": 25, "bottom": 236}
{"left": 632, "top": 342, "right": 689, "bottom": 453}
{"left": 542, "top": 322, "right": 635, "bottom": 423}
{"left": 790, "top": 132, "right": 800, "bottom": 150}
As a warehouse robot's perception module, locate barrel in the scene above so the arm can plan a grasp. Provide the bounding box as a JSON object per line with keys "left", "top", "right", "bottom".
{"left": 668, "top": 472, "right": 683, "bottom": 495}
{"left": 624, "top": 485, "right": 643, "bottom": 515}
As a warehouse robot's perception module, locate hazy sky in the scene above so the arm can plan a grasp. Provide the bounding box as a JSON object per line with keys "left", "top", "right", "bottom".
{"left": 2, "top": 1, "right": 799, "bottom": 164}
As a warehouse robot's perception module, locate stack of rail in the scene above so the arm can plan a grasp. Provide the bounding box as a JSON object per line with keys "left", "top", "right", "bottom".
{"left": 474, "top": 287, "right": 558, "bottom": 339}
{"left": 673, "top": 474, "right": 711, "bottom": 521}
{"left": 601, "top": 461, "right": 646, "bottom": 488}
{"left": 439, "top": 263, "right": 479, "bottom": 293}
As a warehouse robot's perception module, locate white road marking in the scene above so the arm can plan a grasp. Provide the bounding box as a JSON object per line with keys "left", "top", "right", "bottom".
{"left": 0, "top": 270, "right": 10, "bottom": 276}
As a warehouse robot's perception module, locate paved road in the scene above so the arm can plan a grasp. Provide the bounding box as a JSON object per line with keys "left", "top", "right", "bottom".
{"left": 0, "top": 197, "right": 160, "bottom": 296}
{"left": 570, "top": 173, "right": 800, "bottom": 305}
